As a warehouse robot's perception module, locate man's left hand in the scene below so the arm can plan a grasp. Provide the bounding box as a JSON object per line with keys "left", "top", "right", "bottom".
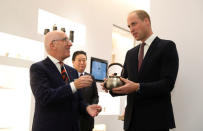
{"left": 111, "top": 77, "right": 140, "bottom": 94}
{"left": 86, "top": 104, "right": 102, "bottom": 117}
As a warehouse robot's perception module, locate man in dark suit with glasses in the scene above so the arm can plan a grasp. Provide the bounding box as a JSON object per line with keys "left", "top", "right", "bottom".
{"left": 30, "top": 31, "right": 101, "bottom": 131}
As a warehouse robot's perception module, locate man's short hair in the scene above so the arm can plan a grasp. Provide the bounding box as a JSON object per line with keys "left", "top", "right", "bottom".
{"left": 130, "top": 10, "right": 151, "bottom": 24}
{"left": 72, "top": 50, "right": 87, "bottom": 61}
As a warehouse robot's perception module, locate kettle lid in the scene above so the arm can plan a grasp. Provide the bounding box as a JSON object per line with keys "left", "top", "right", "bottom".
{"left": 109, "top": 73, "right": 120, "bottom": 78}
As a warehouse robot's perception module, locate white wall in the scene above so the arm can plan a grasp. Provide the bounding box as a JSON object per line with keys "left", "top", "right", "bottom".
{"left": 151, "top": 0, "right": 203, "bottom": 131}
{"left": 0, "top": 0, "right": 148, "bottom": 131}
{"left": 0, "top": 0, "right": 145, "bottom": 64}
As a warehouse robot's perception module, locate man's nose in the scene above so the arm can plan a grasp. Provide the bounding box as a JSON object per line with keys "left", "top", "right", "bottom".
{"left": 68, "top": 41, "right": 72, "bottom": 46}
{"left": 130, "top": 27, "right": 134, "bottom": 33}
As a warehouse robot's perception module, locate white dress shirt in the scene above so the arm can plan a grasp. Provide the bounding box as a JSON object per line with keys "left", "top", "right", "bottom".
{"left": 47, "top": 55, "right": 77, "bottom": 93}
{"left": 137, "top": 34, "right": 157, "bottom": 92}
{"left": 141, "top": 34, "right": 157, "bottom": 58}
{"left": 78, "top": 72, "right": 84, "bottom": 76}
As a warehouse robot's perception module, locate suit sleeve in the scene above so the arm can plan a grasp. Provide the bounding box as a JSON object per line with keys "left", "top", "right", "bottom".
{"left": 78, "top": 89, "right": 88, "bottom": 114}
{"left": 139, "top": 41, "right": 179, "bottom": 97}
{"left": 91, "top": 76, "right": 99, "bottom": 104}
{"left": 30, "top": 63, "right": 74, "bottom": 106}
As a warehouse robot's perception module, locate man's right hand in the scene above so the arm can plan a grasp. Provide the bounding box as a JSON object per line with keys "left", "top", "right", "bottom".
{"left": 74, "top": 75, "right": 93, "bottom": 89}
{"left": 100, "top": 78, "right": 109, "bottom": 93}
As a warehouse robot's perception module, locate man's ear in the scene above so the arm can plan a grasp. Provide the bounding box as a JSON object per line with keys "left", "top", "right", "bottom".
{"left": 50, "top": 42, "right": 55, "bottom": 49}
{"left": 144, "top": 18, "right": 150, "bottom": 26}
{"left": 144, "top": 18, "right": 148, "bottom": 23}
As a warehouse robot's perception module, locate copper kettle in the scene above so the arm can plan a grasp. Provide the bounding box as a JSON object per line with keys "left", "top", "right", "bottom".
{"left": 104, "top": 63, "right": 124, "bottom": 90}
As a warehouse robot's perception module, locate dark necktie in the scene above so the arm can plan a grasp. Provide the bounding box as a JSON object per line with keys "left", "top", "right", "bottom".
{"left": 80, "top": 73, "right": 83, "bottom": 77}
{"left": 138, "top": 43, "right": 146, "bottom": 71}
{"left": 59, "top": 62, "right": 69, "bottom": 83}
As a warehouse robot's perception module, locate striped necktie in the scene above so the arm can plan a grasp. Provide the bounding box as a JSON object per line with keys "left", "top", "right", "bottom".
{"left": 59, "top": 62, "right": 69, "bottom": 83}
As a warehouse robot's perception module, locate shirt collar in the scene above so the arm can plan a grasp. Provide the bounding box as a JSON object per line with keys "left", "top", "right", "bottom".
{"left": 79, "top": 72, "right": 85, "bottom": 76}
{"left": 47, "top": 55, "right": 60, "bottom": 65}
{"left": 144, "top": 34, "right": 156, "bottom": 47}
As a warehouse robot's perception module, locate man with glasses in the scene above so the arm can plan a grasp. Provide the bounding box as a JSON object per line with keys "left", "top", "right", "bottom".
{"left": 30, "top": 31, "right": 102, "bottom": 131}
{"left": 72, "top": 51, "right": 99, "bottom": 131}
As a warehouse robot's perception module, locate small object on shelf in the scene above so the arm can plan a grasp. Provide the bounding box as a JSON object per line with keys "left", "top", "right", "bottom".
{"left": 5, "top": 52, "right": 9, "bottom": 57}
{"left": 69, "top": 30, "right": 74, "bottom": 42}
{"left": 53, "top": 24, "right": 57, "bottom": 31}
{"left": 44, "top": 29, "right": 50, "bottom": 35}
{"left": 61, "top": 27, "right": 66, "bottom": 33}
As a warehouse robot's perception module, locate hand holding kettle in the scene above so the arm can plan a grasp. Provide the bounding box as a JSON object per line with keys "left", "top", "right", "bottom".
{"left": 111, "top": 77, "right": 140, "bottom": 94}
{"left": 101, "top": 63, "right": 140, "bottom": 94}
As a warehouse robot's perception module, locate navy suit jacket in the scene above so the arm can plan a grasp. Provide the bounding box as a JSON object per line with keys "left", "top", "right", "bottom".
{"left": 30, "top": 57, "right": 87, "bottom": 131}
{"left": 117, "top": 37, "right": 179, "bottom": 130}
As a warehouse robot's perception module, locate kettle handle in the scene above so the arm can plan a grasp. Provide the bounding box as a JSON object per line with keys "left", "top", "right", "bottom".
{"left": 107, "top": 63, "right": 123, "bottom": 77}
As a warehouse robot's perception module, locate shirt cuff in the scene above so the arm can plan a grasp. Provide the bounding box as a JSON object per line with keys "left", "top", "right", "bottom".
{"left": 70, "top": 82, "right": 77, "bottom": 93}
{"left": 136, "top": 83, "right": 141, "bottom": 93}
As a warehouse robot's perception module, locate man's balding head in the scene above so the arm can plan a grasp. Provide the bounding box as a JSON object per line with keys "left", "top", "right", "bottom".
{"left": 44, "top": 31, "right": 72, "bottom": 61}
{"left": 44, "top": 31, "right": 66, "bottom": 52}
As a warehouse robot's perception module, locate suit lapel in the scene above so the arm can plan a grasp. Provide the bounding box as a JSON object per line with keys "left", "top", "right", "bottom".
{"left": 43, "top": 57, "right": 65, "bottom": 83}
{"left": 43, "top": 58, "right": 77, "bottom": 83}
{"left": 133, "top": 46, "right": 140, "bottom": 78}
{"left": 64, "top": 64, "right": 77, "bottom": 82}
{"left": 138, "top": 37, "right": 160, "bottom": 75}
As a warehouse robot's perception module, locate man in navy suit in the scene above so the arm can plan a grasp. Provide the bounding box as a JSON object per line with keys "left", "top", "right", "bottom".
{"left": 30, "top": 31, "right": 101, "bottom": 131}
{"left": 103, "top": 10, "right": 179, "bottom": 131}
{"left": 72, "top": 50, "right": 99, "bottom": 131}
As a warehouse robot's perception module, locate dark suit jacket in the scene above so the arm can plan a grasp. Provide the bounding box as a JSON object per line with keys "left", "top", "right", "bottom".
{"left": 117, "top": 37, "right": 179, "bottom": 130}
{"left": 30, "top": 57, "right": 87, "bottom": 131}
{"left": 79, "top": 72, "right": 99, "bottom": 131}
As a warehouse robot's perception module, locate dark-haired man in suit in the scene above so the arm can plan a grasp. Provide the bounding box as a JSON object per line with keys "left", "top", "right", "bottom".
{"left": 30, "top": 31, "right": 101, "bottom": 131}
{"left": 72, "top": 50, "right": 99, "bottom": 131}
{"left": 102, "top": 10, "right": 179, "bottom": 131}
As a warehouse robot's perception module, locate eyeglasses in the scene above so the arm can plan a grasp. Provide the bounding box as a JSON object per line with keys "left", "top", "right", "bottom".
{"left": 52, "top": 37, "right": 70, "bottom": 43}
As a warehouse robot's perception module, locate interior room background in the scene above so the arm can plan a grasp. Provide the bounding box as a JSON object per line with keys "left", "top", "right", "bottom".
{"left": 0, "top": 0, "right": 203, "bottom": 131}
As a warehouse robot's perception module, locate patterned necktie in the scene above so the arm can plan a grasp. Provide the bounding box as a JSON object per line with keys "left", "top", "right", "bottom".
{"left": 138, "top": 43, "right": 146, "bottom": 71}
{"left": 59, "top": 62, "right": 69, "bottom": 83}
